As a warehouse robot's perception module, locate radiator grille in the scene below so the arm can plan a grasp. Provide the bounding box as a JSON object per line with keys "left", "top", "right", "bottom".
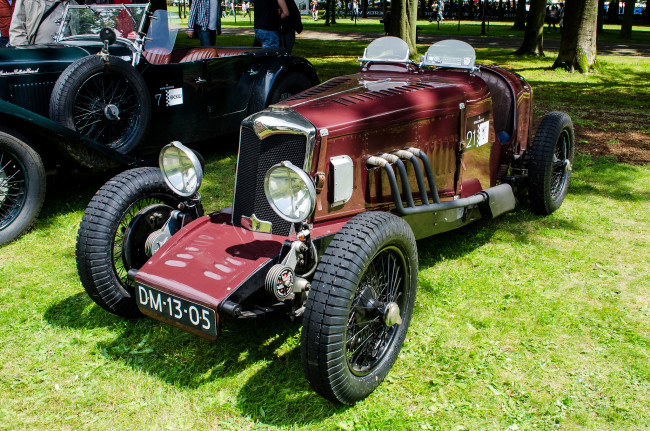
{"left": 232, "top": 127, "right": 307, "bottom": 236}
{"left": 10, "top": 82, "right": 55, "bottom": 117}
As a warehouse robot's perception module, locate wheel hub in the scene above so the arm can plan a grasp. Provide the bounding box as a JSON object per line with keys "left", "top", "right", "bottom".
{"left": 103, "top": 104, "right": 120, "bottom": 121}
{"left": 564, "top": 159, "right": 572, "bottom": 173}
{"left": 383, "top": 302, "right": 402, "bottom": 326}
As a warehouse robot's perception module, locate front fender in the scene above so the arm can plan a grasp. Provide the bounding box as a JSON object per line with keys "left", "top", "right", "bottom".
{"left": 0, "top": 99, "right": 145, "bottom": 167}
{"left": 247, "top": 56, "right": 319, "bottom": 115}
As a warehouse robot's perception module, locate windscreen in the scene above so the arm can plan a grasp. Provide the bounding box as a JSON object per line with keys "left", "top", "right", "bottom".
{"left": 362, "top": 36, "right": 410, "bottom": 61}
{"left": 57, "top": 4, "right": 148, "bottom": 41}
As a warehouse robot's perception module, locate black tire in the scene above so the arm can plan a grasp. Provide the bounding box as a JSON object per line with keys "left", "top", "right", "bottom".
{"left": 267, "top": 72, "right": 314, "bottom": 105}
{"left": 0, "top": 128, "right": 46, "bottom": 247}
{"left": 528, "top": 111, "right": 574, "bottom": 215}
{"left": 50, "top": 55, "right": 151, "bottom": 167}
{"left": 301, "top": 212, "right": 418, "bottom": 405}
{"left": 76, "top": 167, "right": 193, "bottom": 318}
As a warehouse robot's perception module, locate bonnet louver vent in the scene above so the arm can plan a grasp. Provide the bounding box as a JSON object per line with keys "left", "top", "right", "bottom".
{"left": 285, "top": 77, "right": 351, "bottom": 101}
{"left": 330, "top": 83, "right": 435, "bottom": 106}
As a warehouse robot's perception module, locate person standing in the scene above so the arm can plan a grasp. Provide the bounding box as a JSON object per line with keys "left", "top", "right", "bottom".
{"left": 280, "top": 0, "right": 302, "bottom": 54}
{"left": 187, "top": 0, "right": 222, "bottom": 47}
{"left": 310, "top": 0, "right": 318, "bottom": 20}
{"left": 253, "top": 0, "right": 288, "bottom": 48}
{"left": 351, "top": 0, "right": 358, "bottom": 21}
{"left": 436, "top": 0, "right": 444, "bottom": 23}
{"left": 10, "top": 0, "right": 76, "bottom": 46}
{"left": 0, "top": 0, "right": 15, "bottom": 47}
{"left": 227, "top": 0, "right": 235, "bottom": 17}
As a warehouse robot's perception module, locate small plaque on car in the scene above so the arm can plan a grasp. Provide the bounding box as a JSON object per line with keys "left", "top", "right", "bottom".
{"left": 136, "top": 284, "right": 217, "bottom": 337}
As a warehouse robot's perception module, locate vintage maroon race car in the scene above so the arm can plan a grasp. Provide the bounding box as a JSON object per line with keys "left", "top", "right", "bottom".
{"left": 76, "top": 38, "right": 574, "bottom": 404}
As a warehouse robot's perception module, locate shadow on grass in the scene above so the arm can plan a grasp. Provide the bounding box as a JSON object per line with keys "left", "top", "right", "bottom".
{"left": 571, "top": 155, "right": 650, "bottom": 202}
{"left": 44, "top": 293, "right": 342, "bottom": 425}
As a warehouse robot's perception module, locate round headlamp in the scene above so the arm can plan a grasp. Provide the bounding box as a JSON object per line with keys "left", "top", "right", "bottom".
{"left": 264, "top": 161, "right": 316, "bottom": 223}
{"left": 159, "top": 141, "right": 203, "bottom": 197}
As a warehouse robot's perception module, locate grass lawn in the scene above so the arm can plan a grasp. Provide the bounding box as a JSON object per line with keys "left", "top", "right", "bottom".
{"left": 1, "top": 24, "right": 649, "bottom": 430}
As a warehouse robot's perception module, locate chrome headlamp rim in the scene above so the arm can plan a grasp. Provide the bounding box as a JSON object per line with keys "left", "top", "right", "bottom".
{"left": 159, "top": 141, "right": 203, "bottom": 198}
{"left": 264, "top": 161, "right": 316, "bottom": 224}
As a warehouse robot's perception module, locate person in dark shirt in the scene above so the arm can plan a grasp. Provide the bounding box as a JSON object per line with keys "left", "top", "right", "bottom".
{"left": 253, "top": 0, "right": 288, "bottom": 48}
{"left": 280, "top": 0, "right": 301, "bottom": 54}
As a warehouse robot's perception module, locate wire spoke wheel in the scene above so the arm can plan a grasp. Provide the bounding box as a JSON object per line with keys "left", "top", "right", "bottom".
{"left": 550, "top": 129, "right": 570, "bottom": 201}
{"left": 0, "top": 150, "right": 27, "bottom": 231}
{"left": 76, "top": 167, "right": 202, "bottom": 318}
{"left": 73, "top": 72, "right": 141, "bottom": 151}
{"left": 302, "top": 212, "right": 418, "bottom": 405}
{"left": 346, "top": 246, "right": 406, "bottom": 376}
{"left": 528, "top": 111, "right": 574, "bottom": 215}
{"left": 112, "top": 197, "right": 172, "bottom": 289}
{"left": 0, "top": 129, "right": 46, "bottom": 246}
{"left": 50, "top": 55, "right": 151, "bottom": 167}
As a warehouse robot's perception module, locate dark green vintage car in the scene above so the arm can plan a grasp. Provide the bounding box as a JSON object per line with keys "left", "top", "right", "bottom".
{"left": 0, "top": 2, "right": 318, "bottom": 246}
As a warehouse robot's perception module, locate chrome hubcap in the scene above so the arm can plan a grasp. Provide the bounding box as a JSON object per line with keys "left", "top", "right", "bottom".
{"left": 383, "top": 302, "right": 402, "bottom": 326}
{"left": 104, "top": 104, "right": 120, "bottom": 121}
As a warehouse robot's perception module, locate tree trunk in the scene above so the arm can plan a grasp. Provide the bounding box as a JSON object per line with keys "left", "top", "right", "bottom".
{"left": 324, "top": 0, "right": 331, "bottom": 25}
{"left": 512, "top": 0, "right": 526, "bottom": 30}
{"left": 362, "top": 0, "right": 368, "bottom": 18}
{"left": 553, "top": 0, "right": 598, "bottom": 72}
{"left": 620, "top": 0, "right": 634, "bottom": 38}
{"left": 597, "top": 0, "right": 605, "bottom": 32}
{"left": 389, "top": 0, "right": 418, "bottom": 57}
{"left": 514, "top": 0, "right": 546, "bottom": 56}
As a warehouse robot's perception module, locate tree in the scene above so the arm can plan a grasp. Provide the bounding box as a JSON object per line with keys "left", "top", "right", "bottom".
{"left": 553, "top": 0, "right": 599, "bottom": 72}
{"left": 388, "top": 0, "right": 418, "bottom": 56}
{"left": 597, "top": 0, "right": 605, "bottom": 32}
{"left": 620, "top": 0, "right": 634, "bottom": 38}
{"left": 512, "top": 0, "right": 527, "bottom": 31}
{"left": 514, "top": 0, "right": 546, "bottom": 56}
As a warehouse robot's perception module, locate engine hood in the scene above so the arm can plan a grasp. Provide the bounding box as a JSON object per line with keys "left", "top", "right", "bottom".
{"left": 279, "top": 69, "right": 490, "bottom": 137}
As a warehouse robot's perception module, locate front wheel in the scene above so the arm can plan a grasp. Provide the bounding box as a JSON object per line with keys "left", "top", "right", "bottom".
{"left": 301, "top": 212, "right": 418, "bottom": 405}
{"left": 76, "top": 167, "right": 199, "bottom": 318}
{"left": 0, "top": 129, "right": 46, "bottom": 247}
{"left": 527, "top": 111, "right": 574, "bottom": 215}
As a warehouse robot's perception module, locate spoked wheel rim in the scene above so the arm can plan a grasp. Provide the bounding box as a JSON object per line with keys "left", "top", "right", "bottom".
{"left": 550, "top": 129, "right": 572, "bottom": 201}
{"left": 345, "top": 245, "right": 407, "bottom": 376}
{"left": 0, "top": 150, "right": 28, "bottom": 232}
{"left": 73, "top": 72, "right": 141, "bottom": 150}
{"left": 112, "top": 197, "right": 172, "bottom": 290}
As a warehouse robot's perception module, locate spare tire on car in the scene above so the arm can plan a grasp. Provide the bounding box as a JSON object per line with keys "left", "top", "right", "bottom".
{"left": 50, "top": 55, "right": 151, "bottom": 168}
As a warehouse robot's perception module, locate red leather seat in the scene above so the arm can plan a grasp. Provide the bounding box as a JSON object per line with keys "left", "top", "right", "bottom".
{"left": 142, "top": 48, "right": 172, "bottom": 65}
{"left": 214, "top": 48, "right": 252, "bottom": 57}
{"left": 180, "top": 48, "right": 218, "bottom": 62}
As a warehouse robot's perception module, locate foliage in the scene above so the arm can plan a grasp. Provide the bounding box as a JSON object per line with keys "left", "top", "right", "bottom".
{"left": 1, "top": 27, "right": 649, "bottom": 430}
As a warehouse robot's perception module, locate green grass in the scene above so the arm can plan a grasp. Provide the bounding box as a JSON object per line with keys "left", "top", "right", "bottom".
{"left": 1, "top": 31, "right": 650, "bottom": 430}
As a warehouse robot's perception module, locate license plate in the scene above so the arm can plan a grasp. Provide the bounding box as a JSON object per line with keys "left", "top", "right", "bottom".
{"left": 136, "top": 284, "right": 217, "bottom": 337}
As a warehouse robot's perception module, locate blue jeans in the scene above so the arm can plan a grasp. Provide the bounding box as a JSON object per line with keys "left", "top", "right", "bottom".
{"left": 254, "top": 29, "right": 279, "bottom": 48}
{"left": 195, "top": 26, "right": 216, "bottom": 46}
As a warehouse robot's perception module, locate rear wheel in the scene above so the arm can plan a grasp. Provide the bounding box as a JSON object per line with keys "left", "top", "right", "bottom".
{"left": 268, "top": 72, "right": 313, "bottom": 104}
{"left": 76, "top": 167, "right": 192, "bottom": 318}
{"left": 0, "top": 129, "right": 46, "bottom": 247}
{"left": 528, "top": 111, "right": 574, "bottom": 215}
{"left": 301, "top": 212, "right": 418, "bottom": 405}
